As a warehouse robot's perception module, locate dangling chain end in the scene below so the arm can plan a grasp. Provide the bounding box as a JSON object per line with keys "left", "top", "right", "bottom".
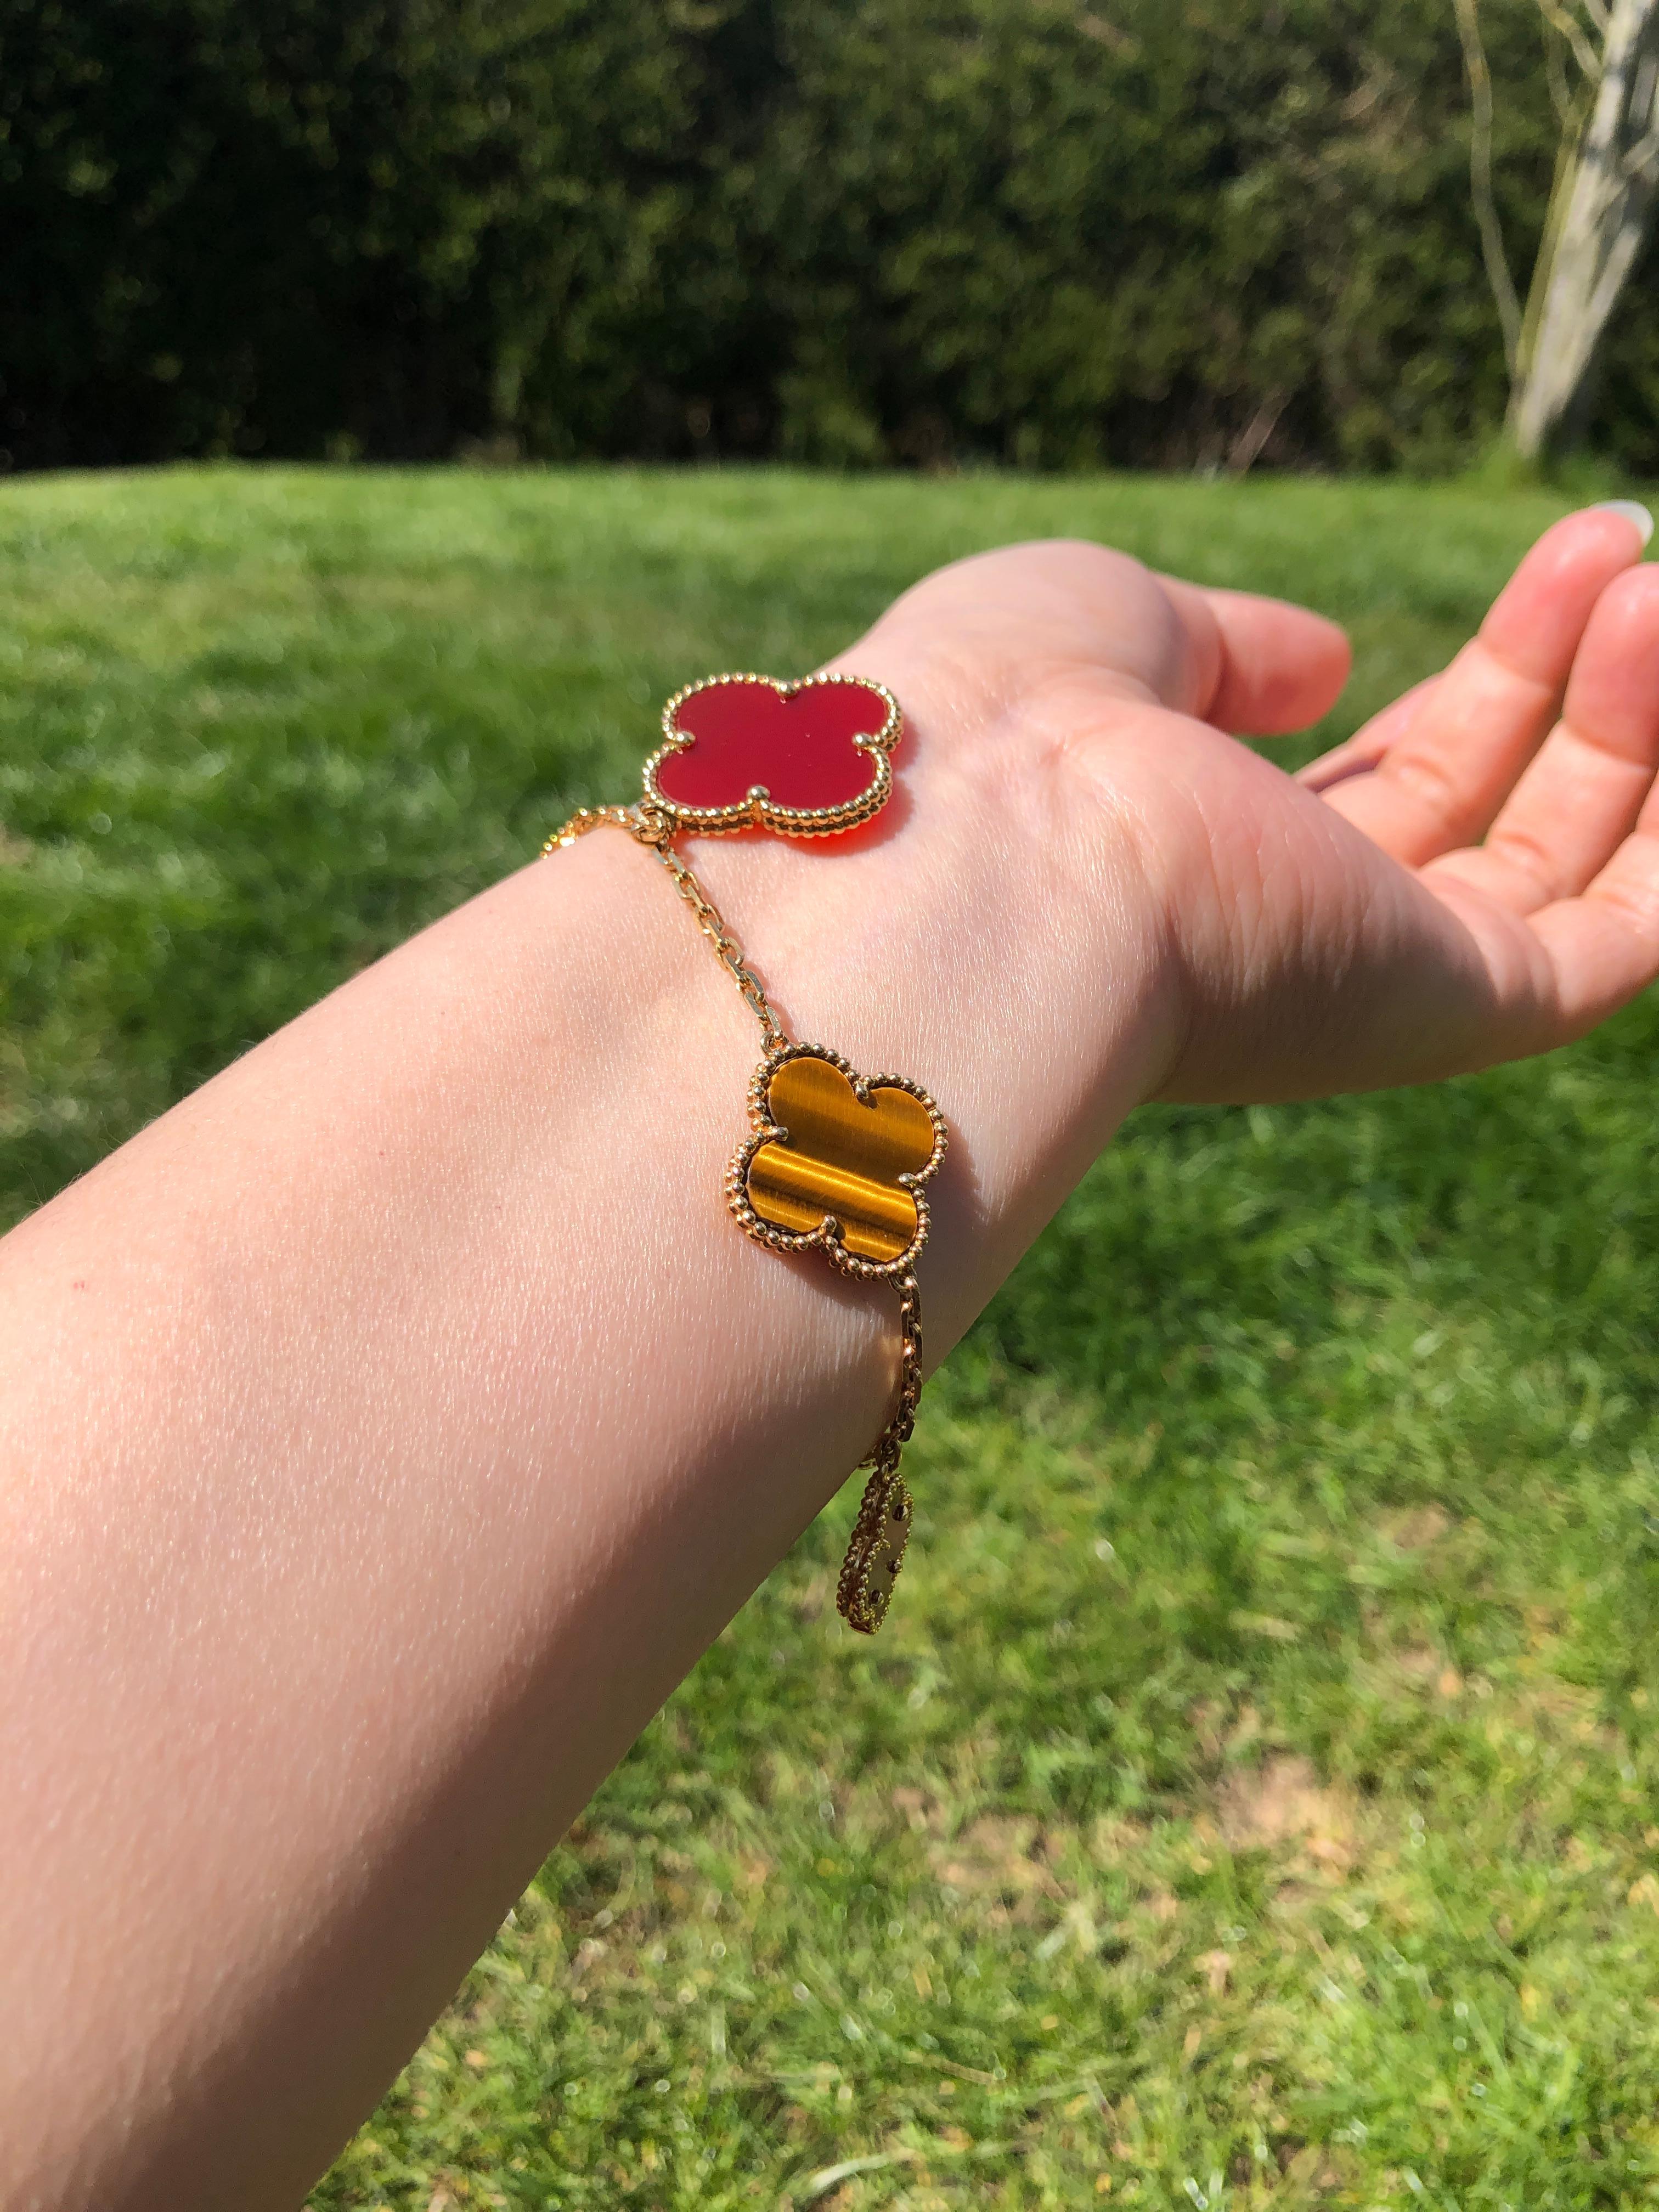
{"left": 835, "top": 1272, "right": 924, "bottom": 1635}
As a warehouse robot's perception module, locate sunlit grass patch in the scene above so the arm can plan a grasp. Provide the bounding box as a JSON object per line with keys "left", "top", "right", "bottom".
{"left": 3, "top": 465, "right": 1657, "bottom": 2206}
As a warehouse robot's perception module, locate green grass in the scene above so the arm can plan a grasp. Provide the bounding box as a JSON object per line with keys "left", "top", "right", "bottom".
{"left": 5, "top": 465, "right": 1659, "bottom": 2210}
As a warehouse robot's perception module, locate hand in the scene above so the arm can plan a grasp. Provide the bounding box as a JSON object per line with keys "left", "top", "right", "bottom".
{"left": 1159, "top": 501, "right": 1659, "bottom": 1101}
{"left": 738, "top": 505, "right": 1658, "bottom": 1143}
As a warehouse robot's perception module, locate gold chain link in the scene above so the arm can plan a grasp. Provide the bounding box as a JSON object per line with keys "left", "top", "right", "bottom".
{"left": 545, "top": 804, "right": 786, "bottom": 1050}
{"left": 861, "top": 1269, "right": 922, "bottom": 1476}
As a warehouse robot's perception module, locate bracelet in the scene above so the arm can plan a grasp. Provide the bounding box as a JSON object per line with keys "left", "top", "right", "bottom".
{"left": 543, "top": 673, "right": 946, "bottom": 1634}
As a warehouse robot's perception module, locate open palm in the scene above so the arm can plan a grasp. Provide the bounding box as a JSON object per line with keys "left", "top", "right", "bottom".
{"left": 1014, "top": 503, "right": 1659, "bottom": 1105}
{"left": 769, "top": 504, "right": 1659, "bottom": 1138}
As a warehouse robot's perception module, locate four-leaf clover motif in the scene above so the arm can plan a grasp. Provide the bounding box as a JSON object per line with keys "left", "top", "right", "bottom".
{"left": 727, "top": 1045, "right": 947, "bottom": 1278}
{"left": 645, "top": 673, "right": 901, "bottom": 838}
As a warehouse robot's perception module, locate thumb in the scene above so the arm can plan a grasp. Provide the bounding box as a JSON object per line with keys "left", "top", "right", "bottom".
{"left": 1156, "top": 577, "right": 1352, "bottom": 736}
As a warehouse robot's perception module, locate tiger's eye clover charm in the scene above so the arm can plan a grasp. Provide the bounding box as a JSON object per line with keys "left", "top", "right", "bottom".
{"left": 727, "top": 1043, "right": 945, "bottom": 1280}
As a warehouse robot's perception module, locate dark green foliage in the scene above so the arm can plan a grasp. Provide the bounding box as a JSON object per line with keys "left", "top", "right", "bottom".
{"left": 0, "top": 0, "right": 716, "bottom": 465}
{"left": 4, "top": 0, "right": 1657, "bottom": 475}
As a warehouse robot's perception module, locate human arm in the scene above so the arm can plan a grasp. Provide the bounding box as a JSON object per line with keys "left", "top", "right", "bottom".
{"left": 1, "top": 506, "right": 1654, "bottom": 2208}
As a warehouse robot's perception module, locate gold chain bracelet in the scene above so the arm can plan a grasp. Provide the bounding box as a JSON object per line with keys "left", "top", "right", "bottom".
{"left": 542, "top": 674, "right": 944, "bottom": 1634}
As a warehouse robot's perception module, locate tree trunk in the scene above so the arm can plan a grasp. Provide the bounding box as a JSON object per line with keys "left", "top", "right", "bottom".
{"left": 1509, "top": 0, "right": 1659, "bottom": 461}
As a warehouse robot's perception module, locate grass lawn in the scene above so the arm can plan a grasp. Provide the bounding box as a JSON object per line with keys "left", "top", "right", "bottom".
{"left": 7, "top": 464, "right": 1659, "bottom": 2210}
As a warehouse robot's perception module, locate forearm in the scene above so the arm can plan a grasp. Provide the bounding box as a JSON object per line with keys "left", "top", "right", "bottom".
{"left": 0, "top": 730, "right": 1165, "bottom": 2205}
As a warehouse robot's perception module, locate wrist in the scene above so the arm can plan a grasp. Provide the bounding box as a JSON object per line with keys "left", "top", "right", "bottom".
{"left": 671, "top": 687, "right": 1180, "bottom": 1356}
{"left": 530, "top": 652, "right": 1183, "bottom": 1641}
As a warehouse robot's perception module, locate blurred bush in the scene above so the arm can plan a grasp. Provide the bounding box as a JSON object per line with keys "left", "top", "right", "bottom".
{"left": 4, "top": 0, "right": 1656, "bottom": 473}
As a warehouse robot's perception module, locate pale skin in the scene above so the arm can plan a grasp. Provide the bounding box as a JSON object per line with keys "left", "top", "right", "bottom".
{"left": 3, "top": 505, "right": 1657, "bottom": 2209}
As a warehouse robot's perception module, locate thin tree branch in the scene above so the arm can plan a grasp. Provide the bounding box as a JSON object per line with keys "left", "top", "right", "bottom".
{"left": 1456, "top": 0, "right": 1525, "bottom": 371}
{"left": 1534, "top": 0, "right": 1606, "bottom": 82}
{"left": 1544, "top": 21, "right": 1577, "bottom": 125}
{"left": 1225, "top": 386, "right": 1290, "bottom": 477}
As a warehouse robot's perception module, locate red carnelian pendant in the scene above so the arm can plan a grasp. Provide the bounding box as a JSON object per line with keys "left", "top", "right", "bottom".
{"left": 644, "top": 672, "right": 901, "bottom": 837}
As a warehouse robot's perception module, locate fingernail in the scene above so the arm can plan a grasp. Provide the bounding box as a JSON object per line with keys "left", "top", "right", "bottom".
{"left": 1592, "top": 499, "right": 1655, "bottom": 547}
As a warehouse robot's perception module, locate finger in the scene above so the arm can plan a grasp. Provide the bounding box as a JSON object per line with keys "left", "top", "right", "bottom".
{"left": 1521, "top": 823, "right": 1659, "bottom": 1039}
{"left": 1424, "top": 564, "right": 1659, "bottom": 913}
{"left": 1318, "top": 505, "right": 1651, "bottom": 864}
{"left": 1297, "top": 676, "right": 1438, "bottom": 792}
{"left": 1158, "top": 578, "right": 1351, "bottom": 735}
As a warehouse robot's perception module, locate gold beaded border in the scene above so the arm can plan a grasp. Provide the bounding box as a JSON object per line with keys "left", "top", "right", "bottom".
{"left": 643, "top": 672, "right": 902, "bottom": 838}
{"left": 725, "top": 1041, "right": 946, "bottom": 1282}
{"left": 838, "top": 1464, "right": 914, "bottom": 1633}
